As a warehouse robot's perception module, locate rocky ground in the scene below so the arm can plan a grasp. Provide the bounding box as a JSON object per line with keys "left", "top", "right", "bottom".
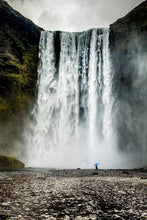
{"left": 0, "top": 168, "right": 147, "bottom": 219}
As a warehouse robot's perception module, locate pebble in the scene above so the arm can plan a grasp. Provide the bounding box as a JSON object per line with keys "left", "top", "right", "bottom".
{"left": 7, "top": 178, "right": 13, "bottom": 181}
{"left": 0, "top": 169, "right": 146, "bottom": 219}
{"left": 141, "top": 212, "right": 147, "bottom": 217}
{"left": 2, "top": 203, "right": 9, "bottom": 206}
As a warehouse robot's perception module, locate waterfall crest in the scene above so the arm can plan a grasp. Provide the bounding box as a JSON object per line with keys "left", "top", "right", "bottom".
{"left": 27, "top": 28, "right": 116, "bottom": 168}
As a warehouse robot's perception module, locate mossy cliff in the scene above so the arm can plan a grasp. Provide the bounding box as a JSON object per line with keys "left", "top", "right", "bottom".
{"left": 109, "top": 1, "right": 147, "bottom": 163}
{"left": 0, "top": 0, "right": 42, "bottom": 121}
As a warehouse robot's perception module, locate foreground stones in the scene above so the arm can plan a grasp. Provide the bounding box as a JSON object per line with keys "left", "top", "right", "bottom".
{"left": 0, "top": 155, "right": 25, "bottom": 169}
{"left": 0, "top": 169, "right": 146, "bottom": 219}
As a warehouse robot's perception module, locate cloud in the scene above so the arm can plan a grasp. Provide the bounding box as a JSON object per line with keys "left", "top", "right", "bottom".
{"left": 7, "top": 0, "right": 145, "bottom": 31}
{"left": 38, "top": 11, "right": 63, "bottom": 31}
{"left": 66, "top": 0, "right": 145, "bottom": 30}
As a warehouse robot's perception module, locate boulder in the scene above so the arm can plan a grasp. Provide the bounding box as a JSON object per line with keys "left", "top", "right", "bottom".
{"left": 0, "top": 155, "right": 25, "bottom": 169}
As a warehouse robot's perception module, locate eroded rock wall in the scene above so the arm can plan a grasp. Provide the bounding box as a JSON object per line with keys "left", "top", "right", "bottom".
{"left": 0, "top": 0, "right": 42, "bottom": 157}
{"left": 109, "top": 1, "right": 147, "bottom": 165}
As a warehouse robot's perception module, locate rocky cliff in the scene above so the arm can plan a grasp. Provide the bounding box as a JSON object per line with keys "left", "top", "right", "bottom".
{"left": 109, "top": 1, "right": 147, "bottom": 164}
{"left": 0, "top": 0, "right": 42, "bottom": 121}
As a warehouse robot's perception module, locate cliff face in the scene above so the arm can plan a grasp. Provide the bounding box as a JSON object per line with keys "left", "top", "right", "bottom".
{"left": 0, "top": 0, "right": 42, "bottom": 121}
{"left": 109, "top": 1, "right": 147, "bottom": 162}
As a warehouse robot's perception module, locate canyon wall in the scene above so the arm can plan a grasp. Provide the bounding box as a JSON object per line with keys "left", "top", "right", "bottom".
{"left": 0, "top": 0, "right": 42, "bottom": 121}
{"left": 0, "top": 0, "right": 42, "bottom": 156}
{"left": 109, "top": 1, "right": 147, "bottom": 165}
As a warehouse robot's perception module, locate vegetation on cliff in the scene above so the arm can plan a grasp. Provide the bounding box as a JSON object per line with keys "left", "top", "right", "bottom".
{"left": 110, "top": 1, "right": 147, "bottom": 90}
{"left": 0, "top": 0, "right": 42, "bottom": 121}
{"left": 110, "top": 1, "right": 147, "bottom": 49}
{"left": 109, "top": 1, "right": 147, "bottom": 161}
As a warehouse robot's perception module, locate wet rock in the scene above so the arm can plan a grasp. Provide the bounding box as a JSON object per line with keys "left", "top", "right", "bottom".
{"left": 0, "top": 155, "right": 25, "bottom": 169}
{"left": 140, "top": 176, "right": 147, "bottom": 180}
{"left": 2, "top": 202, "right": 9, "bottom": 206}
{"left": 0, "top": 0, "right": 42, "bottom": 122}
{"left": 0, "top": 169, "right": 146, "bottom": 219}
{"left": 6, "top": 178, "right": 13, "bottom": 181}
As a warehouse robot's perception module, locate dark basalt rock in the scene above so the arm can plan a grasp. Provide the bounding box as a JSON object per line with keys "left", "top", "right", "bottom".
{"left": 0, "top": 155, "right": 24, "bottom": 169}
{"left": 110, "top": 1, "right": 147, "bottom": 99}
{"left": 0, "top": 0, "right": 43, "bottom": 121}
{"left": 109, "top": 1, "right": 147, "bottom": 163}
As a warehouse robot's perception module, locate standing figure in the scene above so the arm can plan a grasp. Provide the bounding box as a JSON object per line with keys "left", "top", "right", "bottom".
{"left": 94, "top": 163, "right": 99, "bottom": 170}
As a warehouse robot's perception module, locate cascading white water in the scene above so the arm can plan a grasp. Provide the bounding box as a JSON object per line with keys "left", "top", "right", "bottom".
{"left": 27, "top": 28, "right": 117, "bottom": 168}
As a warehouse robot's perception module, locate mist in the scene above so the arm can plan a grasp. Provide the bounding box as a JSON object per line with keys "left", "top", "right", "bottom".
{"left": 22, "top": 119, "right": 131, "bottom": 169}
{"left": 7, "top": 0, "right": 144, "bottom": 31}
{"left": 111, "top": 30, "right": 147, "bottom": 169}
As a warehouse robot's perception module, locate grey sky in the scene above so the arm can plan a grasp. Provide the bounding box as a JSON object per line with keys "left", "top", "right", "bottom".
{"left": 7, "top": 0, "right": 145, "bottom": 31}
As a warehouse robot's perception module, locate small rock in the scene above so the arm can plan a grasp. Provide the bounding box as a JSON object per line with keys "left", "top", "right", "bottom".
{"left": 141, "top": 213, "right": 147, "bottom": 217}
{"left": 140, "top": 176, "right": 147, "bottom": 179}
{"left": 2, "top": 203, "right": 9, "bottom": 206}
{"left": 7, "top": 178, "right": 13, "bottom": 181}
{"left": 64, "top": 215, "right": 70, "bottom": 220}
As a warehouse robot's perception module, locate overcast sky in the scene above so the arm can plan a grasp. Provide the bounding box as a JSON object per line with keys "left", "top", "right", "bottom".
{"left": 7, "top": 0, "right": 145, "bottom": 32}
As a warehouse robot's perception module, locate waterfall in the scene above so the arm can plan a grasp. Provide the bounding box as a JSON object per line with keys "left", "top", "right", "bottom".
{"left": 27, "top": 28, "right": 116, "bottom": 168}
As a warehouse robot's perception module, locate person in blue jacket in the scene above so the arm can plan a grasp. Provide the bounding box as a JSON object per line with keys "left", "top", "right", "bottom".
{"left": 94, "top": 163, "right": 99, "bottom": 170}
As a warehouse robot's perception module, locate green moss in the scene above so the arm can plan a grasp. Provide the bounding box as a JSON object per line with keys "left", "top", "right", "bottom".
{"left": 0, "top": 42, "right": 39, "bottom": 121}
{"left": 0, "top": 155, "right": 25, "bottom": 169}
{"left": 0, "top": 0, "right": 42, "bottom": 122}
{"left": 15, "top": 38, "right": 25, "bottom": 51}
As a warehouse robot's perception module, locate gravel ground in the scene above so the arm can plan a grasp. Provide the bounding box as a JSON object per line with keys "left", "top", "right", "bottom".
{"left": 0, "top": 169, "right": 147, "bottom": 219}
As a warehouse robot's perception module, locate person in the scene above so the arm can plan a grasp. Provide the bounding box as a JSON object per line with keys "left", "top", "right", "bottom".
{"left": 94, "top": 163, "right": 99, "bottom": 170}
